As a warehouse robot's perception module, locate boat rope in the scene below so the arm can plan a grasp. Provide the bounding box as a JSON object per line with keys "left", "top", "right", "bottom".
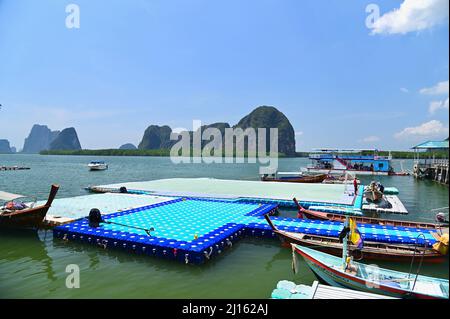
{"left": 86, "top": 212, "right": 155, "bottom": 237}
{"left": 102, "top": 220, "right": 155, "bottom": 236}
{"left": 407, "top": 233, "right": 426, "bottom": 295}
{"left": 291, "top": 245, "right": 298, "bottom": 274}
{"left": 204, "top": 247, "right": 213, "bottom": 259}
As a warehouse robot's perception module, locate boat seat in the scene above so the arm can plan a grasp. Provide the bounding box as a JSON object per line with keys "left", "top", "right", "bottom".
{"left": 412, "top": 281, "right": 444, "bottom": 297}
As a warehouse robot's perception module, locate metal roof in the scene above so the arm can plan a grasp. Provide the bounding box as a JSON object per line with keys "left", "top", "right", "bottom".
{"left": 311, "top": 149, "right": 379, "bottom": 153}
{"left": 412, "top": 140, "right": 449, "bottom": 150}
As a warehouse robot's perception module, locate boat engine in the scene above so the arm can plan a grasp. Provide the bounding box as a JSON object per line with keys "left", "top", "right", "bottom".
{"left": 435, "top": 212, "right": 448, "bottom": 224}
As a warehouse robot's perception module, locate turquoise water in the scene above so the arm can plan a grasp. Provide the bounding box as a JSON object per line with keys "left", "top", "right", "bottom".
{"left": 0, "top": 154, "right": 448, "bottom": 298}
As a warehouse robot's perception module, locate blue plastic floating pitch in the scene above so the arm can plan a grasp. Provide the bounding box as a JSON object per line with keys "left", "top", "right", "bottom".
{"left": 53, "top": 197, "right": 438, "bottom": 264}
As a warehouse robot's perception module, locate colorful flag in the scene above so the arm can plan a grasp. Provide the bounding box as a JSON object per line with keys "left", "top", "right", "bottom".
{"left": 349, "top": 218, "right": 364, "bottom": 249}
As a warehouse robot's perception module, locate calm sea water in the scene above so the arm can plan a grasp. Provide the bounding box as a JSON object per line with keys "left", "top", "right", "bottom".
{"left": 0, "top": 154, "right": 448, "bottom": 298}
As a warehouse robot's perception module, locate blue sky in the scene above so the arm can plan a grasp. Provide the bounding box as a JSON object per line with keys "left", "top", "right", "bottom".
{"left": 0, "top": 0, "right": 448, "bottom": 151}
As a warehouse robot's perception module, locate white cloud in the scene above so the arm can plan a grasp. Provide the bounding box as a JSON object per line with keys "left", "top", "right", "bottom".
{"left": 295, "top": 131, "right": 304, "bottom": 136}
{"left": 371, "top": 0, "right": 449, "bottom": 35}
{"left": 429, "top": 97, "right": 449, "bottom": 114}
{"left": 395, "top": 120, "right": 449, "bottom": 139}
{"left": 360, "top": 136, "right": 381, "bottom": 143}
{"left": 400, "top": 87, "right": 409, "bottom": 93}
{"left": 420, "top": 80, "right": 449, "bottom": 95}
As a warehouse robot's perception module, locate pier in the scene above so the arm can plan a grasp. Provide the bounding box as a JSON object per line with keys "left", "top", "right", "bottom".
{"left": 412, "top": 140, "right": 449, "bottom": 185}
{"left": 0, "top": 166, "right": 30, "bottom": 171}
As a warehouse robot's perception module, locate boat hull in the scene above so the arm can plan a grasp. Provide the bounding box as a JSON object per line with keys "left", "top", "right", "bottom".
{"left": 264, "top": 214, "right": 446, "bottom": 263}
{"left": 301, "top": 208, "right": 447, "bottom": 231}
{"left": 89, "top": 166, "right": 108, "bottom": 171}
{"left": 261, "top": 174, "right": 328, "bottom": 183}
{"left": 306, "top": 168, "right": 389, "bottom": 176}
{"left": 277, "top": 231, "right": 444, "bottom": 263}
{"left": 0, "top": 185, "right": 59, "bottom": 230}
{"left": 294, "top": 245, "right": 447, "bottom": 299}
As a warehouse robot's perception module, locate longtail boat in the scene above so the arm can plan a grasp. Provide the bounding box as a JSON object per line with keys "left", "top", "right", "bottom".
{"left": 264, "top": 215, "right": 446, "bottom": 263}
{"left": 292, "top": 244, "right": 449, "bottom": 299}
{"left": 261, "top": 173, "right": 328, "bottom": 183}
{"left": 0, "top": 184, "right": 59, "bottom": 229}
{"left": 364, "top": 182, "right": 384, "bottom": 202}
{"left": 85, "top": 186, "right": 129, "bottom": 194}
{"left": 293, "top": 198, "right": 448, "bottom": 231}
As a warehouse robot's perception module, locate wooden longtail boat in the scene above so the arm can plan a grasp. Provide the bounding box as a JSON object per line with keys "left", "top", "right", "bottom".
{"left": 364, "top": 183, "right": 384, "bottom": 202}
{"left": 293, "top": 198, "right": 448, "bottom": 231}
{"left": 264, "top": 215, "right": 446, "bottom": 263}
{"left": 85, "top": 186, "right": 129, "bottom": 194}
{"left": 261, "top": 173, "right": 328, "bottom": 183}
{"left": 292, "top": 244, "right": 449, "bottom": 299}
{"left": 0, "top": 185, "right": 59, "bottom": 229}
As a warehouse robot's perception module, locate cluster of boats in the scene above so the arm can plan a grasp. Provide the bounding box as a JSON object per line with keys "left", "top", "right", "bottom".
{"left": 265, "top": 200, "right": 449, "bottom": 299}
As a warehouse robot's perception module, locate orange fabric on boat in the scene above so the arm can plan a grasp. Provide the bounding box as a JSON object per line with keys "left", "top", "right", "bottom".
{"left": 432, "top": 233, "right": 449, "bottom": 255}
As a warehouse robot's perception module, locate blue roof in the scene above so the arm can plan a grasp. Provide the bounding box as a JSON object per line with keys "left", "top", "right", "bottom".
{"left": 412, "top": 140, "right": 449, "bottom": 150}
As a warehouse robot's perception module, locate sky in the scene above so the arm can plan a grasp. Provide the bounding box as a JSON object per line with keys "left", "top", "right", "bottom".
{"left": 0, "top": 0, "right": 448, "bottom": 151}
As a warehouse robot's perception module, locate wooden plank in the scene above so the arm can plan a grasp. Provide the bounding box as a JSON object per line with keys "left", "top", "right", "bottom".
{"left": 312, "top": 282, "right": 396, "bottom": 299}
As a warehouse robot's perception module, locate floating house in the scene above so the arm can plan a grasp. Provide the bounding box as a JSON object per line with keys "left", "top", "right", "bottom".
{"left": 306, "top": 149, "right": 393, "bottom": 176}
{"left": 412, "top": 139, "right": 449, "bottom": 185}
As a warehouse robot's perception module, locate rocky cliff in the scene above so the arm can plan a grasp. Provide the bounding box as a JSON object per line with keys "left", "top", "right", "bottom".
{"left": 138, "top": 106, "right": 296, "bottom": 156}
{"left": 49, "top": 127, "right": 82, "bottom": 151}
{"left": 0, "top": 139, "right": 12, "bottom": 153}
{"left": 22, "top": 124, "right": 60, "bottom": 153}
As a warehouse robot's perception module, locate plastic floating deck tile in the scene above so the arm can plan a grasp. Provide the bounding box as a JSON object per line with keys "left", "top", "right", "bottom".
{"left": 98, "top": 178, "right": 355, "bottom": 205}
{"left": 38, "top": 193, "right": 176, "bottom": 219}
{"left": 54, "top": 198, "right": 438, "bottom": 265}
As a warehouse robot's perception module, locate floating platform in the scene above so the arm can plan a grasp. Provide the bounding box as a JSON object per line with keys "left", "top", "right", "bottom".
{"left": 271, "top": 280, "right": 396, "bottom": 299}
{"left": 53, "top": 195, "right": 439, "bottom": 264}
{"left": 94, "top": 178, "right": 362, "bottom": 209}
{"left": 41, "top": 193, "right": 177, "bottom": 226}
{"left": 363, "top": 195, "right": 408, "bottom": 215}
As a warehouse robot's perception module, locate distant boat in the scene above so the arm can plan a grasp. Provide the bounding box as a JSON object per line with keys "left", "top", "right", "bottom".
{"left": 292, "top": 244, "right": 449, "bottom": 299}
{"left": 88, "top": 161, "right": 108, "bottom": 171}
{"left": 260, "top": 172, "right": 328, "bottom": 183}
{"left": 0, "top": 184, "right": 59, "bottom": 229}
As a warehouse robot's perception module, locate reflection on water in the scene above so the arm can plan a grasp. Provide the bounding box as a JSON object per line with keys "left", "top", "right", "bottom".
{"left": 0, "top": 155, "right": 448, "bottom": 298}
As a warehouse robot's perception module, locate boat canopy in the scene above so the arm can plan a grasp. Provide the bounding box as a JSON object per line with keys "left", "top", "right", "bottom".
{"left": 412, "top": 140, "right": 449, "bottom": 150}
{"left": 0, "top": 191, "right": 25, "bottom": 201}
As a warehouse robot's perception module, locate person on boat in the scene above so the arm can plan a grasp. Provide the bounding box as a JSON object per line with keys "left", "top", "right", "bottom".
{"left": 376, "top": 182, "right": 384, "bottom": 193}
{"left": 3, "top": 201, "right": 27, "bottom": 211}
{"left": 353, "top": 178, "right": 358, "bottom": 194}
{"left": 344, "top": 256, "right": 358, "bottom": 275}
